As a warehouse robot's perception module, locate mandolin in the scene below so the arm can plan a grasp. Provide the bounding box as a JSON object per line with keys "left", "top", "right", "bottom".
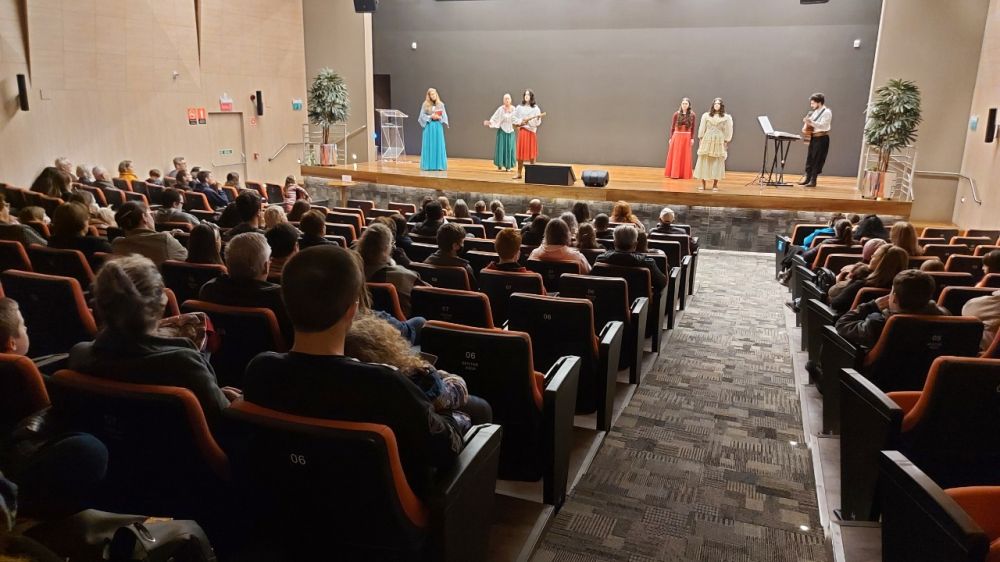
{"left": 514, "top": 112, "right": 546, "bottom": 127}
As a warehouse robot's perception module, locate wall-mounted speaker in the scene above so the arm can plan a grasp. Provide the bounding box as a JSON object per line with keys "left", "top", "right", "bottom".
{"left": 354, "top": 0, "right": 378, "bottom": 13}
{"left": 255, "top": 90, "right": 264, "bottom": 116}
{"left": 16, "top": 74, "right": 28, "bottom": 111}
{"left": 986, "top": 108, "right": 997, "bottom": 143}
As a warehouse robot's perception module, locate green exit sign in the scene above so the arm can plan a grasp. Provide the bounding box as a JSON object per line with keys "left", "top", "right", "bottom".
{"left": 219, "top": 148, "right": 234, "bottom": 156}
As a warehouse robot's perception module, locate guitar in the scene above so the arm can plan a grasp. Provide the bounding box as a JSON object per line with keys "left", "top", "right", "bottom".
{"left": 802, "top": 110, "right": 815, "bottom": 145}
{"left": 514, "top": 112, "right": 547, "bottom": 128}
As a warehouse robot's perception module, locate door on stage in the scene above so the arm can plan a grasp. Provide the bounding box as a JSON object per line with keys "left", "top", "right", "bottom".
{"left": 374, "top": 74, "right": 391, "bottom": 157}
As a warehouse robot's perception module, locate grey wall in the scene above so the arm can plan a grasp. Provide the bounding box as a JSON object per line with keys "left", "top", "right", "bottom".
{"left": 372, "top": 0, "right": 881, "bottom": 177}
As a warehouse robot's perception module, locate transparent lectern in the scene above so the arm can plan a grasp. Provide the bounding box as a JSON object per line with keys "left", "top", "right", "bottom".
{"left": 377, "top": 109, "right": 408, "bottom": 162}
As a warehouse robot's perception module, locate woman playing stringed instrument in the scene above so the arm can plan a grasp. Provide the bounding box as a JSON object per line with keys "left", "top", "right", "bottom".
{"left": 512, "top": 89, "right": 545, "bottom": 180}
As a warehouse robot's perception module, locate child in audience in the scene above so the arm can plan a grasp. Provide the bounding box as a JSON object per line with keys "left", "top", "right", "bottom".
{"left": 437, "top": 196, "right": 453, "bottom": 217}
{"left": 520, "top": 214, "right": 549, "bottom": 246}
{"left": 835, "top": 269, "right": 947, "bottom": 348}
{"left": 147, "top": 169, "right": 163, "bottom": 185}
{"left": 265, "top": 222, "right": 299, "bottom": 277}
{"left": 286, "top": 200, "right": 312, "bottom": 222}
{"left": 980, "top": 250, "right": 1000, "bottom": 282}
{"left": 425, "top": 223, "right": 477, "bottom": 288}
{"left": 298, "top": 210, "right": 333, "bottom": 250}
{"left": 485, "top": 228, "right": 527, "bottom": 272}
{"left": 281, "top": 175, "right": 311, "bottom": 212}
{"left": 593, "top": 213, "right": 613, "bottom": 239}
{"left": 576, "top": 223, "right": 602, "bottom": 250}
{"left": 17, "top": 206, "right": 48, "bottom": 225}
{"left": 919, "top": 259, "right": 944, "bottom": 272}
{"left": 186, "top": 223, "right": 224, "bottom": 266}
{"left": 0, "top": 194, "right": 47, "bottom": 247}
{"left": 0, "top": 298, "right": 30, "bottom": 356}
{"left": 358, "top": 223, "right": 421, "bottom": 317}
{"left": 263, "top": 205, "right": 288, "bottom": 230}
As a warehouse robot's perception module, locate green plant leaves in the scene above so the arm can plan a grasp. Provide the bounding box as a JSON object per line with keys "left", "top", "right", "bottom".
{"left": 863, "top": 78, "right": 922, "bottom": 173}
{"left": 308, "top": 68, "right": 351, "bottom": 133}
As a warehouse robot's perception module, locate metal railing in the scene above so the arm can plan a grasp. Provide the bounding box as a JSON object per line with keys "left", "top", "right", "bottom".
{"left": 268, "top": 142, "right": 304, "bottom": 162}
{"left": 915, "top": 170, "right": 981, "bottom": 205}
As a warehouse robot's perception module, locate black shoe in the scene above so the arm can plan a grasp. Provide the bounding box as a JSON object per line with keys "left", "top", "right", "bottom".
{"left": 804, "top": 180, "right": 817, "bottom": 188}
{"left": 797, "top": 176, "right": 811, "bottom": 185}
{"left": 805, "top": 360, "right": 822, "bottom": 381}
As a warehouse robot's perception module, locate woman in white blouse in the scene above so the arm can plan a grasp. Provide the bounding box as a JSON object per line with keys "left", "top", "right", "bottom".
{"left": 483, "top": 93, "right": 517, "bottom": 172}
{"left": 693, "top": 97, "right": 734, "bottom": 192}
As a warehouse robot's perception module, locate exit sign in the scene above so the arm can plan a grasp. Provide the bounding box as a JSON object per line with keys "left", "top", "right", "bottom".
{"left": 219, "top": 149, "right": 234, "bottom": 156}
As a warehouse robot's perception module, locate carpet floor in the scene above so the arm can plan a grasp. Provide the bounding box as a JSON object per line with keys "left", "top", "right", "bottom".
{"left": 533, "top": 251, "right": 830, "bottom": 562}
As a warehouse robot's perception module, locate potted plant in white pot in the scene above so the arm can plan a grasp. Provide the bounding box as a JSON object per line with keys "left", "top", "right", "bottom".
{"left": 308, "top": 68, "right": 350, "bottom": 166}
{"left": 863, "top": 78, "right": 921, "bottom": 199}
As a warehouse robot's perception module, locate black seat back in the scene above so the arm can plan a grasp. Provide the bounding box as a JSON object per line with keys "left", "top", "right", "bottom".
{"left": 478, "top": 269, "right": 545, "bottom": 325}
{"left": 864, "top": 315, "right": 983, "bottom": 391}
{"left": 160, "top": 261, "right": 227, "bottom": 306}
{"left": 525, "top": 259, "right": 580, "bottom": 292}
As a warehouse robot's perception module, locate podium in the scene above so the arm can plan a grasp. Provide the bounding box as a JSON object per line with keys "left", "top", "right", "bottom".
{"left": 377, "top": 109, "right": 408, "bottom": 162}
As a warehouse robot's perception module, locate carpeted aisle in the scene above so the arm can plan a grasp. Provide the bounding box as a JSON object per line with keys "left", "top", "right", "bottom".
{"left": 533, "top": 252, "right": 830, "bottom": 562}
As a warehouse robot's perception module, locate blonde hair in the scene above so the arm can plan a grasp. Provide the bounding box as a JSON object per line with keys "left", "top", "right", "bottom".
{"left": 345, "top": 311, "right": 428, "bottom": 374}
{"left": 866, "top": 244, "right": 910, "bottom": 288}
{"left": 423, "top": 88, "right": 443, "bottom": 112}
{"left": 118, "top": 160, "right": 133, "bottom": 174}
{"left": 890, "top": 221, "right": 923, "bottom": 256}
{"left": 93, "top": 255, "right": 166, "bottom": 335}
{"left": 357, "top": 223, "right": 392, "bottom": 267}
{"left": 263, "top": 205, "right": 287, "bottom": 229}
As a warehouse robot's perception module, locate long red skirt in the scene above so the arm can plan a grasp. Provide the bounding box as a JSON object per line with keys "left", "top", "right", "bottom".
{"left": 516, "top": 129, "right": 538, "bottom": 161}
{"left": 664, "top": 130, "right": 693, "bottom": 179}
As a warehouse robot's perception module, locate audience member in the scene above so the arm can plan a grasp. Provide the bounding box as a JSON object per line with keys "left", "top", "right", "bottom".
{"left": 167, "top": 156, "right": 187, "bottom": 178}
{"left": 147, "top": 169, "right": 164, "bottom": 185}
{"left": 413, "top": 201, "right": 446, "bottom": 237}
{"left": 963, "top": 285, "right": 1000, "bottom": 350}
{"left": 48, "top": 202, "right": 111, "bottom": 258}
{"left": 835, "top": 269, "right": 947, "bottom": 348}
{"left": 192, "top": 171, "right": 229, "bottom": 208}
{"left": 559, "top": 212, "right": 579, "bottom": 241}
{"left": 408, "top": 196, "right": 435, "bottom": 224}
{"left": 200, "top": 232, "right": 292, "bottom": 341}
{"left": 287, "top": 200, "right": 312, "bottom": 222}
{"left": 154, "top": 188, "right": 201, "bottom": 226}
{"left": 224, "top": 172, "right": 242, "bottom": 190}
{"left": 371, "top": 214, "right": 413, "bottom": 265}
{"left": 425, "top": 223, "right": 477, "bottom": 288}
{"left": 637, "top": 231, "right": 663, "bottom": 256}
{"left": 117, "top": 160, "right": 138, "bottom": 183}
{"left": 827, "top": 244, "right": 909, "bottom": 314}
{"left": 800, "top": 213, "right": 844, "bottom": 247}
{"left": 981, "top": 250, "right": 1000, "bottom": 281}
{"left": 0, "top": 194, "right": 47, "bottom": 247}
{"left": 596, "top": 225, "right": 666, "bottom": 293}
{"left": 610, "top": 201, "right": 644, "bottom": 231}
{"left": 485, "top": 228, "right": 527, "bottom": 272}
{"left": 571, "top": 202, "right": 591, "bottom": 225}
{"left": 529, "top": 217, "right": 591, "bottom": 273}
{"left": 29, "top": 167, "right": 73, "bottom": 200}
{"left": 18, "top": 206, "right": 47, "bottom": 226}
{"left": 486, "top": 204, "right": 516, "bottom": 227}
{"left": 263, "top": 205, "right": 288, "bottom": 230}
{"left": 358, "top": 223, "right": 422, "bottom": 316}
{"left": 243, "top": 246, "right": 465, "bottom": 497}
{"left": 55, "top": 157, "right": 76, "bottom": 181}
{"left": 453, "top": 199, "right": 480, "bottom": 224}
{"left": 0, "top": 298, "right": 31, "bottom": 357}
{"left": 298, "top": 210, "right": 332, "bottom": 249}
{"left": 111, "top": 201, "right": 187, "bottom": 265}
{"left": 835, "top": 238, "right": 885, "bottom": 282}
{"left": 76, "top": 165, "right": 95, "bottom": 185}
{"left": 282, "top": 175, "right": 311, "bottom": 212}
{"left": 265, "top": 223, "right": 299, "bottom": 277}
{"left": 91, "top": 166, "right": 114, "bottom": 190}
{"left": 576, "top": 223, "right": 602, "bottom": 250}
{"left": 890, "top": 221, "right": 923, "bottom": 256}
{"left": 593, "top": 213, "right": 612, "bottom": 239}
{"left": 800, "top": 219, "right": 855, "bottom": 266}
{"left": 68, "top": 255, "right": 233, "bottom": 427}
{"left": 224, "top": 191, "right": 264, "bottom": 241}
{"left": 650, "top": 207, "right": 700, "bottom": 252}
{"left": 853, "top": 214, "right": 889, "bottom": 241}
{"left": 919, "top": 259, "right": 944, "bottom": 272}
{"left": 521, "top": 199, "right": 543, "bottom": 230}
{"left": 437, "top": 196, "right": 453, "bottom": 217}
{"left": 473, "top": 200, "right": 487, "bottom": 215}
{"left": 186, "top": 224, "right": 224, "bottom": 266}
{"left": 521, "top": 214, "right": 549, "bottom": 246}
{"left": 68, "top": 190, "right": 116, "bottom": 228}
{"left": 174, "top": 169, "right": 193, "bottom": 190}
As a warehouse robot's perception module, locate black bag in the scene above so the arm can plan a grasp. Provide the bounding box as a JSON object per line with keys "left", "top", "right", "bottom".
{"left": 814, "top": 268, "right": 838, "bottom": 297}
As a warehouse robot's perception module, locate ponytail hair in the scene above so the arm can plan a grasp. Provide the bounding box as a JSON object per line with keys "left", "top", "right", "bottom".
{"left": 93, "top": 255, "right": 166, "bottom": 336}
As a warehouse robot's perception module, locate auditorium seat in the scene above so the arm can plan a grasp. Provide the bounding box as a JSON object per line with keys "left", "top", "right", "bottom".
{"left": 924, "top": 244, "right": 973, "bottom": 263}
{"left": 922, "top": 227, "right": 961, "bottom": 241}
{"left": 245, "top": 181, "right": 266, "bottom": 199}
{"left": 478, "top": 269, "right": 545, "bottom": 326}
{"left": 367, "top": 208, "right": 401, "bottom": 219}
{"left": 419, "top": 321, "right": 581, "bottom": 507}
{"left": 78, "top": 184, "right": 109, "bottom": 207}
{"left": 183, "top": 191, "right": 213, "bottom": 212}
{"left": 223, "top": 400, "right": 502, "bottom": 561}
{"left": 909, "top": 256, "right": 938, "bottom": 269}
{"left": 408, "top": 263, "right": 471, "bottom": 291}
{"left": 979, "top": 274, "right": 1000, "bottom": 289}
{"left": 221, "top": 186, "right": 239, "bottom": 203}
{"left": 23, "top": 221, "right": 49, "bottom": 240}
{"left": 462, "top": 238, "right": 496, "bottom": 253}
{"left": 405, "top": 242, "right": 437, "bottom": 262}
{"left": 410, "top": 286, "right": 493, "bottom": 328}
{"left": 264, "top": 183, "right": 283, "bottom": 205}
{"left": 559, "top": 273, "right": 648, "bottom": 384}
{"left": 464, "top": 250, "right": 498, "bottom": 276}
{"left": 49, "top": 369, "right": 231, "bottom": 518}
{"left": 163, "top": 287, "right": 180, "bottom": 318}
{"left": 463, "top": 224, "right": 487, "bottom": 239}
{"left": 951, "top": 236, "right": 994, "bottom": 250}
{"left": 776, "top": 224, "right": 826, "bottom": 278}
{"left": 647, "top": 239, "right": 689, "bottom": 312}
{"left": 801, "top": 286, "right": 891, "bottom": 365}
{"left": 967, "top": 229, "right": 1000, "bottom": 241}
{"left": 0, "top": 270, "right": 97, "bottom": 356}
{"left": 946, "top": 255, "right": 986, "bottom": 281}
{"left": 879, "top": 450, "right": 993, "bottom": 562}
{"left": 648, "top": 232, "right": 697, "bottom": 295}
{"left": 580, "top": 248, "right": 604, "bottom": 266}
{"left": 824, "top": 253, "right": 862, "bottom": 273}
{"left": 939, "top": 286, "right": 996, "bottom": 316}
{"left": 27, "top": 245, "right": 95, "bottom": 289}
{"left": 839, "top": 357, "right": 1000, "bottom": 521}
{"left": 0, "top": 240, "right": 31, "bottom": 272}
{"left": 366, "top": 282, "right": 406, "bottom": 321}
{"left": 123, "top": 191, "right": 148, "bottom": 205}
{"left": 508, "top": 293, "right": 624, "bottom": 431}
{"left": 346, "top": 199, "right": 375, "bottom": 214}
{"left": 144, "top": 183, "right": 165, "bottom": 206}
{"left": 326, "top": 211, "right": 364, "bottom": 236}
{"left": 525, "top": 259, "right": 581, "bottom": 293}
{"left": 0, "top": 353, "right": 49, "bottom": 431}
{"left": 160, "top": 261, "right": 228, "bottom": 306}
{"left": 592, "top": 263, "right": 665, "bottom": 353}
{"left": 155, "top": 221, "right": 195, "bottom": 233}
{"left": 388, "top": 202, "right": 417, "bottom": 215}
{"left": 112, "top": 178, "right": 131, "bottom": 191}
{"left": 324, "top": 222, "right": 356, "bottom": 243}
{"left": 918, "top": 237, "right": 947, "bottom": 247}
{"left": 809, "top": 235, "right": 832, "bottom": 249}
{"left": 975, "top": 245, "right": 1000, "bottom": 257}
{"left": 100, "top": 186, "right": 127, "bottom": 209}
{"left": 180, "top": 300, "right": 288, "bottom": 388}
{"left": 818, "top": 315, "right": 982, "bottom": 434}
{"left": 927, "top": 271, "right": 976, "bottom": 300}
{"left": 4, "top": 186, "right": 28, "bottom": 210}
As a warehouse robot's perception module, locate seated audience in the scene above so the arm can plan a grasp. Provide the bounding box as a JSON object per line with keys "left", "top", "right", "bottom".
{"left": 408, "top": 196, "right": 435, "bottom": 224}
{"left": 0, "top": 194, "right": 47, "bottom": 247}
{"left": 117, "top": 160, "right": 138, "bottom": 183}
{"left": 521, "top": 199, "right": 543, "bottom": 230}
{"left": 286, "top": 200, "right": 312, "bottom": 222}
{"left": 596, "top": 225, "right": 666, "bottom": 293}
{"left": 890, "top": 220, "right": 923, "bottom": 256}
{"left": 571, "top": 202, "right": 591, "bottom": 225}
{"left": 111, "top": 201, "right": 188, "bottom": 265}
{"left": 962, "top": 255, "right": 1000, "bottom": 349}
{"left": 76, "top": 165, "right": 95, "bottom": 185}
{"left": 91, "top": 166, "right": 114, "bottom": 190}
{"left": 186, "top": 223, "right": 224, "bottom": 266}
{"left": 594, "top": 213, "right": 613, "bottom": 239}
{"left": 265, "top": 223, "right": 299, "bottom": 278}
{"left": 200, "top": 232, "right": 292, "bottom": 341}
{"left": 412, "top": 201, "right": 446, "bottom": 237}
{"left": 651, "top": 207, "right": 700, "bottom": 251}
{"left": 282, "top": 175, "right": 311, "bottom": 212}
{"left": 371, "top": 215, "right": 412, "bottom": 265}
{"left": 828, "top": 244, "right": 909, "bottom": 314}
{"left": 485, "top": 204, "right": 516, "bottom": 227}
{"left": 68, "top": 190, "right": 116, "bottom": 228}
{"left": 559, "top": 212, "right": 579, "bottom": 241}
{"left": 611, "top": 200, "right": 644, "bottom": 231}
{"left": 800, "top": 219, "right": 855, "bottom": 266}
{"left": 636, "top": 231, "right": 663, "bottom": 256}
{"left": 224, "top": 191, "right": 264, "bottom": 241}
{"left": 453, "top": 199, "right": 480, "bottom": 224}
{"left": 224, "top": 172, "right": 242, "bottom": 190}
{"left": 146, "top": 169, "right": 163, "bottom": 186}
{"left": 835, "top": 269, "right": 947, "bottom": 348}
{"left": 799, "top": 213, "right": 844, "bottom": 248}
{"left": 29, "top": 167, "right": 73, "bottom": 200}
{"left": 576, "top": 223, "right": 602, "bottom": 250}
{"left": 981, "top": 250, "right": 1000, "bottom": 281}
{"left": 485, "top": 228, "right": 527, "bottom": 272}
{"left": 154, "top": 188, "right": 200, "bottom": 226}
{"left": 68, "top": 255, "right": 234, "bottom": 427}
{"left": 55, "top": 156, "right": 76, "bottom": 180}
{"left": 920, "top": 259, "right": 945, "bottom": 272}
{"left": 473, "top": 200, "right": 487, "bottom": 215}
{"left": 521, "top": 214, "right": 549, "bottom": 246}
{"left": 425, "top": 223, "right": 477, "bottom": 288}
{"left": 835, "top": 238, "right": 886, "bottom": 282}
{"left": 345, "top": 311, "right": 491, "bottom": 431}
{"left": 263, "top": 205, "right": 288, "bottom": 230}
{"left": 358, "top": 223, "right": 421, "bottom": 316}
{"left": 192, "top": 171, "right": 229, "bottom": 208}
{"left": 529, "top": 217, "right": 591, "bottom": 273}
{"left": 242, "top": 246, "right": 465, "bottom": 497}
{"left": 437, "top": 196, "right": 453, "bottom": 217}
{"left": 18, "top": 206, "right": 47, "bottom": 227}
{"left": 48, "top": 202, "right": 111, "bottom": 258}
{"left": 174, "top": 169, "right": 193, "bottom": 190}
{"left": 853, "top": 213, "right": 889, "bottom": 241}
{"left": 298, "top": 210, "right": 332, "bottom": 250}
{"left": 167, "top": 156, "right": 187, "bottom": 178}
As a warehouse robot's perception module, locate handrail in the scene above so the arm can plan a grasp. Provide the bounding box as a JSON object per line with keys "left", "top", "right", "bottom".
{"left": 336, "top": 125, "right": 368, "bottom": 143}
{"left": 914, "top": 170, "right": 980, "bottom": 205}
{"left": 268, "top": 142, "right": 304, "bottom": 162}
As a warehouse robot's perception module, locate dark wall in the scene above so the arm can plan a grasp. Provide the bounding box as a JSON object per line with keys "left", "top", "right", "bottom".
{"left": 372, "top": 0, "right": 881, "bottom": 176}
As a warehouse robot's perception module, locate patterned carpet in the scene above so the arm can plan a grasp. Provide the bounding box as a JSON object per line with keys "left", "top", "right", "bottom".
{"left": 533, "top": 251, "right": 830, "bottom": 562}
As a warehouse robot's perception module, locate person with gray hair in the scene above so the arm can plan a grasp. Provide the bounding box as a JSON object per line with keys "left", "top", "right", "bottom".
{"left": 91, "top": 165, "right": 114, "bottom": 189}
{"left": 596, "top": 224, "right": 666, "bottom": 294}
{"left": 358, "top": 223, "right": 422, "bottom": 316}
{"left": 55, "top": 157, "right": 75, "bottom": 180}
{"left": 559, "top": 211, "right": 579, "bottom": 242}
{"left": 198, "top": 231, "right": 293, "bottom": 341}
{"left": 168, "top": 156, "right": 187, "bottom": 178}
{"left": 75, "top": 164, "right": 94, "bottom": 185}
{"left": 650, "top": 206, "right": 698, "bottom": 251}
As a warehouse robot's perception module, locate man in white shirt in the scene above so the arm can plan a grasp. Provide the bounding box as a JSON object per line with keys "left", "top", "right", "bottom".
{"left": 961, "top": 250, "right": 1000, "bottom": 350}
{"left": 800, "top": 93, "right": 832, "bottom": 188}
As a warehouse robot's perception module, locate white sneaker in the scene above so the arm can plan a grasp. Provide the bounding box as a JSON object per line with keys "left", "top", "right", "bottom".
{"left": 697, "top": 185, "right": 705, "bottom": 191}
{"left": 712, "top": 186, "right": 719, "bottom": 192}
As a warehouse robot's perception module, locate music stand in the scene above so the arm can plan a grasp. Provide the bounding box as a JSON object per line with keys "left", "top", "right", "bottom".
{"left": 751, "top": 116, "right": 799, "bottom": 189}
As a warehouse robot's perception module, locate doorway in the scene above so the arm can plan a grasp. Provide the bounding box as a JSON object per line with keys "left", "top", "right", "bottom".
{"left": 373, "top": 74, "right": 391, "bottom": 156}
{"left": 207, "top": 112, "right": 247, "bottom": 182}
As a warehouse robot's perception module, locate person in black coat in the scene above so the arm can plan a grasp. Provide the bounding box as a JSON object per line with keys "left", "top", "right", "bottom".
{"left": 596, "top": 224, "right": 666, "bottom": 294}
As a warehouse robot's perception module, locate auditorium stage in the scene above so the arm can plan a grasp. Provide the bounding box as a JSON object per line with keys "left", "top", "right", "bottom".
{"left": 302, "top": 157, "right": 912, "bottom": 217}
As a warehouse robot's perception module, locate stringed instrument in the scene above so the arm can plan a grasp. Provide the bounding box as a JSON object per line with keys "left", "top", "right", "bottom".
{"left": 514, "top": 112, "right": 546, "bottom": 128}
{"left": 802, "top": 110, "right": 815, "bottom": 145}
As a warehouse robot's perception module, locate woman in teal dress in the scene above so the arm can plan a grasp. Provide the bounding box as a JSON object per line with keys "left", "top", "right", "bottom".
{"left": 419, "top": 88, "right": 449, "bottom": 171}
{"left": 482, "top": 93, "right": 517, "bottom": 171}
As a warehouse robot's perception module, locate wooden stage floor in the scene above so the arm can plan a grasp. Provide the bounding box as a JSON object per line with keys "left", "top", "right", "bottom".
{"left": 303, "top": 157, "right": 912, "bottom": 216}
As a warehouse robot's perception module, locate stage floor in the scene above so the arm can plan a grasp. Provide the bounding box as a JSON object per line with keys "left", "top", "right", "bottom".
{"left": 303, "top": 157, "right": 911, "bottom": 216}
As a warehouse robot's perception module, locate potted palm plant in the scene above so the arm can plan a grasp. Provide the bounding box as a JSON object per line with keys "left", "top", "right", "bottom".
{"left": 863, "top": 79, "right": 921, "bottom": 199}
{"left": 308, "top": 68, "right": 350, "bottom": 166}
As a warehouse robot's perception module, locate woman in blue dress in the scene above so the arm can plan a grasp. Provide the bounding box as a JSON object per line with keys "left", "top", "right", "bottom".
{"left": 419, "top": 88, "right": 449, "bottom": 171}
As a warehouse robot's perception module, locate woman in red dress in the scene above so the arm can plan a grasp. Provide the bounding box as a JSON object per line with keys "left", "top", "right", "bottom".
{"left": 664, "top": 97, "right": 696, "bottom": 179}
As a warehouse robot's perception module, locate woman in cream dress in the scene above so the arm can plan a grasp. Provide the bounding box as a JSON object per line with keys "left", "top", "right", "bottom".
{"left": 693, "top": 97, "right": 733, "bottom": 192}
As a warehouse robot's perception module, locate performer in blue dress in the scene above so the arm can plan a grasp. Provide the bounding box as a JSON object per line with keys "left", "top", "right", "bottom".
{"left": 419, "top": 88, "right": 449, "bottom": 171}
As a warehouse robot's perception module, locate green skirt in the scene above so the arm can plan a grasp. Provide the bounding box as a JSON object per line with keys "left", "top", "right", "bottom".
{"left": 493, "top": 130, "right": 516, "bottom": 170}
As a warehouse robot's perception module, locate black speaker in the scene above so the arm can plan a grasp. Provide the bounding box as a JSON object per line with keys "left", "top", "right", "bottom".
{"left": 255, "top": 90, "right": 264, "bottom": 116}
{"left": 524, "top": 165, "right": 576, "bottom": 186}
{"left": 354, "top": 0, "right": 378, "bottom": 12}
{"left": 582, "top": 170, "right": 609, "bottom": 187}
{"left": 986, "top": 108, "right": 997, "bottom": 143}
{"left": 16, "top": 74, "right": 28, "bottom": 111}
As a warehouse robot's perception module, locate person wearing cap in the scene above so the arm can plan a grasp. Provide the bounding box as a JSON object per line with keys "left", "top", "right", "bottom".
{"left": 650, "top": 207, "right": 699, "bottom": 252}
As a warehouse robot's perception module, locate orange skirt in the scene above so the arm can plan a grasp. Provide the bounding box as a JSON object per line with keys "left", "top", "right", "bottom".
{"left": 664, "top": 130, "right": 693, "bottom": 179}
{"left": 516, "top": 129, "right": 538, "bottom": 161}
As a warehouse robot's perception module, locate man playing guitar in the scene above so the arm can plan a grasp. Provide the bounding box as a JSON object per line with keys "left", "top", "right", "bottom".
{"left": 800, "top": 93, "right": 832, "bottom": 188}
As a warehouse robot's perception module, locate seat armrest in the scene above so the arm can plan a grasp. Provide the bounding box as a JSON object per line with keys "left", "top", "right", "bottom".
{"left": 190, "top": 210, "right": 218, "bottom": 221}
{"left": 628, "top": 297, "right": 650, "bottom": 384}
{"left": 596, "top": 321, "right": 624, "bottom": 431}
{"left": 32, "top": 353, "right": 69, "bottom": 376}
{"left": 428, "top": 424, "right": 503, "bottom": 561}
{"left": 542, "top": 355, "right": 581, "bottom": 507}
{"left": 803, "top": 297, "right": 838, "bottom": 365}
{"left": 820, "top": 326, "right": 865, "bottom": 434}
